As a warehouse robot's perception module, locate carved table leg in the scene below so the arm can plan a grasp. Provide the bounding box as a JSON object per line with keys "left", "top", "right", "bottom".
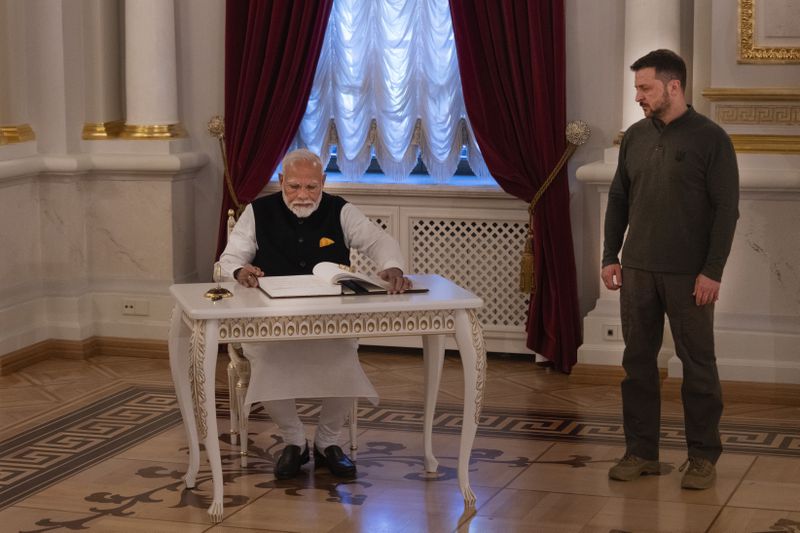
{"left": 187, "top": 318, "right": 224, "bottom": 522}
{"left": 453, "top": 309, "right": 487, "bottom": 507}
{"left": 422, "top": 334, "right": 445, "bottom": 472}
{"left": 168, "top": 306, "right": 200, "bottom": 489}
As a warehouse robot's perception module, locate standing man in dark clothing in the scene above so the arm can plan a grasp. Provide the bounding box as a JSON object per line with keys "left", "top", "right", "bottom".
{"left": 603, "top": 49, "right": 739, "bottom": 490}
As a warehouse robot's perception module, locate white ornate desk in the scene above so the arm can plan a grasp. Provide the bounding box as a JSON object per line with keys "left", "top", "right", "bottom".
{"left": 168, "top": 274, "right": 486, "bottom": 522}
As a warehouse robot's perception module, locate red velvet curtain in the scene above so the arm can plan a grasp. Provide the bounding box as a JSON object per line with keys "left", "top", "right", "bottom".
{"left": 217, "top": 0, "right": 333, "bottom": 258}
{"left": 449, "top": 0, "right": 581, "bottom": 372}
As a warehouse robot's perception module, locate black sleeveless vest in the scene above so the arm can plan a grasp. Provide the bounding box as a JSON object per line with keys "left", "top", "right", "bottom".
{"left": 251, "top": 192, "right": 350, "bottom": 276}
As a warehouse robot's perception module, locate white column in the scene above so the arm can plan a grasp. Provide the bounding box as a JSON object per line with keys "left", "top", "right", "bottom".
{"left": 691, "top": 0, "right": 712, "bottom": 117}
{"left": 121, "top": 0, "right": 186, "bottom": 138}
{"left": 621, "top": 0, "right": 682, "bottom": 132}
{"left": 0, "top": 0, "right": 35, "bottom": 145}
{"left": 82, "top": 0, "right": 123, "bottom": 139}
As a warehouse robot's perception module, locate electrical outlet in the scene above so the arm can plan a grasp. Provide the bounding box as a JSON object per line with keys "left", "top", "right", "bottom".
{"left": 602, "top": 323, "right": 621, "bottom": 341}
{"left": 122, "top": 298, "right": 150, "bottom": 316}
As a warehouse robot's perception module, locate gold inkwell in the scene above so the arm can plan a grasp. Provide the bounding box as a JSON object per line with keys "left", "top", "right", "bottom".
{"left": 205, "top": 263, "right": 233, "bottom": 301}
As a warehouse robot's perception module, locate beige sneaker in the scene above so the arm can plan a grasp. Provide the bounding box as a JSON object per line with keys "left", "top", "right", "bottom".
{"left": 608, "top": 454, "right": 661, "bottom": 481}
{"left": 680, "top": 457, "right": 716, "bottom": 490}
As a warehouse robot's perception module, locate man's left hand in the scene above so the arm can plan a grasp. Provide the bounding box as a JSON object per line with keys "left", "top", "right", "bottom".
{"left": 693, "top": 274, "right": 720, "bottom": 306}
{"left": 378, "top": 267, "right": 412, "bottom": 294}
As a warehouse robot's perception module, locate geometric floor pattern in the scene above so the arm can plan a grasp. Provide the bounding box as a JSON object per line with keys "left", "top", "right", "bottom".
{"left": 0, "top": 387, "right": 182, "bottom": 510}
{"left": 1, "top": 349, "right": 800, "bottom": 532}
{"left": 3, "top": 385, "right": 800, "bottom": 516}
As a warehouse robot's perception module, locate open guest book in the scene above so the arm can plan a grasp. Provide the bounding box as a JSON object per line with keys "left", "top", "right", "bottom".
{"left": 258, "top": 261, "right": 428, "bottom": 298}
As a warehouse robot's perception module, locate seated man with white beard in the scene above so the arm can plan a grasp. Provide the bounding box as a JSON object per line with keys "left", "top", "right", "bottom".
{"left": 219, "top": 148, "right": 411, "bottom": 479}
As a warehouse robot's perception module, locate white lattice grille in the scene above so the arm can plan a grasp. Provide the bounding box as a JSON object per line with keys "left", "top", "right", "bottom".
{"left": 410, "top": 218, "right": 530, "bottom": 328}
{"left": 349, "top": 217, "right": 390, "bottom": 276}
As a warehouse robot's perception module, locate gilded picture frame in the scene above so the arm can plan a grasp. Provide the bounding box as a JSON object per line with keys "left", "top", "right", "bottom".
{"left": 738, "top": 0, "right": 800, "bottom": 63}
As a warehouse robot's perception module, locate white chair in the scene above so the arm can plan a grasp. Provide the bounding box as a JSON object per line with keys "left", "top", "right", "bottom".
{"left": 219, "top": 209, "right": 359, "bottom": 467}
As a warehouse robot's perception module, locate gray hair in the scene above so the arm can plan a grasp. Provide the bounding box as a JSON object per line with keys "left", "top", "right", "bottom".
{"left": 281, "top": 148, "right": 323, "bottom": 174}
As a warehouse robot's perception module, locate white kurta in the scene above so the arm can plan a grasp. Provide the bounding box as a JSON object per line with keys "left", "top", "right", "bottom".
{"left": 218, "top": 199, "right": 405, "bottom": 406}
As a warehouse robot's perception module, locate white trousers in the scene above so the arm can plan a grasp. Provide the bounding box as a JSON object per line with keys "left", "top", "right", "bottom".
{"left": 261, "top": 397, "right": 353, "bottom": 449}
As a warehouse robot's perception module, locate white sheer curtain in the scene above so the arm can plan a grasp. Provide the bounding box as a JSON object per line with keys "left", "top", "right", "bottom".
{"left": 296, "top": 0, "right": 489, "bottom": 182}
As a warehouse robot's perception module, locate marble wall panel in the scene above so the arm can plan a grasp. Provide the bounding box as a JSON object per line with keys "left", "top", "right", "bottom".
{"left": 85, "top": 177, "right": 174, "bottom": 282}
{"left": 0, "top": 299, "right": 48, "bottom": 355}
{"left": 90, "top": 292, "right": 173, "bottom": 340}
{"left": 0, "top": 179, "right": 41, "bottom": 291}
{"left": 38, "top": 177, "right": 88, "bottom": 285}
{"left": 170, "top": 177, "right": 197, "bottom": 283}
{"left": 721, "top": 197, "right": 800, "bottom": 319}
{"left": 45, "top": 293, "right": 94, "bottom": 340}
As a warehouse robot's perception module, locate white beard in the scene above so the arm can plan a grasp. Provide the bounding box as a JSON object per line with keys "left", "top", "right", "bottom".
{"left": 283, "top": 190, "right": 321, "bottom": 218}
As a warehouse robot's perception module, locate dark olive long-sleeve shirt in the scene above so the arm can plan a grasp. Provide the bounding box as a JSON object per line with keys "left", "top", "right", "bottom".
{"left": 603, "top": 106, "right": 739, "bottom": 281}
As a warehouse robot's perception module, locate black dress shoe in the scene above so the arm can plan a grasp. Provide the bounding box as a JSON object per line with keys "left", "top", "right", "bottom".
{"left": 274, "top": 442, "right": 309, "bottom": 480}
{"left": 314, "top": 444, "right": 357, "bottom": 478}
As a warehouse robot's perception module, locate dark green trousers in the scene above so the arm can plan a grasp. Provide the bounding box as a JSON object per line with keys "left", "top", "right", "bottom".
{"left": 620, "top": 267, "right": 723, "bottom": 463}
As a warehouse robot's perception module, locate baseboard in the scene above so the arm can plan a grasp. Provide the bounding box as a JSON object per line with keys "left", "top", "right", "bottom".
{"left": 0, "top": 336, "right": 168, "bottom": 375}
{"left": 92, "top": 337, "right": 168, "bottom": 359}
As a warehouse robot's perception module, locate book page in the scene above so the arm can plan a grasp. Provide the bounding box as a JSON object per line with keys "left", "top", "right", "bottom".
{"left": 258, "top": 274, "right": 342, "bottom": 298}
{"left": 312, "top": 262, "right": 390, "bottom": 290}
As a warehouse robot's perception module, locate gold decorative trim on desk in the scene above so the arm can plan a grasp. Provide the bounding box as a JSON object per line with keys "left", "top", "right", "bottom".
{"left": 217, "top": 310, "right": 457, "bottom": 342}
{"left": 738, "top": 0, "right": 800, "bottom": 63}
{"left": 731, "top": 134, "right": 800, "bottom": 154}
{"left": 0, "top": 123, "right": 36, "bottom": 144}
{"left": 82, "top": 119, "right": 124, "bottom": 140}
{"left": 120, "top": 122, "right": 187, "bottom": 139}
{"left": 702, "top": 88, "right": 800, "bottom": 102}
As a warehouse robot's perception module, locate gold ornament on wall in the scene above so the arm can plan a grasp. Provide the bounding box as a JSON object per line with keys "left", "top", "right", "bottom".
{"left": 738, "top": 0, "right": 800, "bottom": 63}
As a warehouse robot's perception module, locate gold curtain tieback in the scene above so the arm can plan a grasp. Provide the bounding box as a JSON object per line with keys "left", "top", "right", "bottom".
{"left": 208, "top": 115, "right": 245, "bottom": 219}
{"left": 520, "top": 120, "right": 591, "bottom": 294}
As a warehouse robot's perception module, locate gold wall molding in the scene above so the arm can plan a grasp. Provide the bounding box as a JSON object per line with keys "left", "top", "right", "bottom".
{"left": 0, "top": 337, "right": 168, "bottom": 375}
{"left": 730, "top": 134, "right": 800, "bottom": 154}
{"left": 739, "top": 0, "right": 800, "bottom": 63}
{"left": 703, "top": 88, "right": 800, "bottom": 102}
{"left": 0, "top": 124, "right": 36, "bottom": 144}
{"left": 717, "top": 104, "right": 800, "bottom": 125}
{"left": 82, "top": 119, "right": 125, "bottom": 140}
{"left": 120, "top": 123, "right": 187, "bottom": 139}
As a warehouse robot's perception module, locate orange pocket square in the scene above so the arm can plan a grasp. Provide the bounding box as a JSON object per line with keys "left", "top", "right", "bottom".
{"left": 319, "top": 237, "right": 335, "bottom": 247}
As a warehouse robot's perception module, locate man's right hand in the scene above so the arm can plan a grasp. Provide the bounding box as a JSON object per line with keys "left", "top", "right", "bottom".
{"left": 601, "top": 263, "right": 623, "bottom": 290}
{"left": 235, "top": 264, "right": 263, "bottom": 288}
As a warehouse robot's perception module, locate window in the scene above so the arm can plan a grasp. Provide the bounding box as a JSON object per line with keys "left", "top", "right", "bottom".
{"left": 295, "top": 0, "right": 490, "bottom": 183}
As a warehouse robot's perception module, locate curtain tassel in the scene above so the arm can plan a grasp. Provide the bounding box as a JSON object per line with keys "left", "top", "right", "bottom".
{"left": 519, "top": 225, "right": 536, "bottom": 294}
